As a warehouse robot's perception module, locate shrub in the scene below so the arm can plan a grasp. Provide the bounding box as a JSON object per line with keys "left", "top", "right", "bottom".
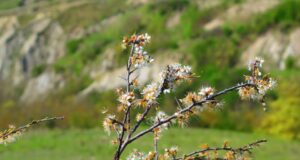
{"left": 103, "top": 33, "right": 274, "bottom": 159}
{"left": 261, "top": 75, "right": 300, "bottom": 139}
{"left": 31, "top": 64, "right": 46, "bottom": 77}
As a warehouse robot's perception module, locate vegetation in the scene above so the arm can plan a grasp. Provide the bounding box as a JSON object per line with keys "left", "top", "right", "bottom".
{"left": 261, "top": 72, "right": 300, "bottom": 139}
{"left": 31, "top": 65, "right": 46, "bottom": 77}
{"left": 223, "top": 0, "right": 300, "bottom": 36}
{"left": 0, "top": 128, "right": 299, "bottom": 160}
{"left": 99, "top": 32, "right": 276, "bottom": 160}
{"left": 0, "top": 0, "right": 20, "bottom": 10}
{"left": 0, "top": 0, "right": 299, "bottom": 152}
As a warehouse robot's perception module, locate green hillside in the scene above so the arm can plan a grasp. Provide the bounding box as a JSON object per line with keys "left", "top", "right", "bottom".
{"left": 0, "top": 0, "right": 299, "bottom": 141}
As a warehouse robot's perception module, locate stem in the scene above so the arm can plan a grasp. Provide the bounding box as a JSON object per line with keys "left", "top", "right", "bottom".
{"left": 114, "top": 44, "right": 135, "bottom": 160}
{"left": 176, "top": 139, "right": 267, "bottom": 159}
{"left": 120, "top": 83, "right": 167, "bottom": 154}
{"left": 126, "top": 44, "right": 135, "bottom": 131}
{"left": 128, "top": 75, "right": 168, "bottom": 138}
{"left": 126, "top": 83, "right": 254, "bottom": 145}
{"left": 154, "top": 135, "right": 159, "bottom": 160}
{"left": 0, "top": 116, "right": 64, "bottom": 139}
{"left": 126, "top": 44, "right": 134, "bottom": 93}
{"left": 114, "top": 52, "right": 256, "bottom": 159}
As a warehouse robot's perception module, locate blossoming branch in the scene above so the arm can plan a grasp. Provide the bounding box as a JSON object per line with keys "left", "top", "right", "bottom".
{"left": 103, "top": 33, "right": 275, "bottom": 160}
{"left": 0, "top": 116, "right": 64, "bottom": 145}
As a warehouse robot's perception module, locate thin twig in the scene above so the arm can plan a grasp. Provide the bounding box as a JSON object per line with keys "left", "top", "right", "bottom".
{"left": 175, "top": 97, "right": 184, "bottom": 109}
{"left": 108, "top": 118, "right": 124, "bottom": 127}
{"left": 126, "top": 83, "right": 254, "bottom": 145}
{"left": 176, "top": 139, "right": 267, "bottom": 160}
{"left": 0, "top": 116, "right": 64, "bottom": 139}
{"left": 121, "top": 84, "right": 166, "bottom": 153}
{"left": 115, "top": 44, "right": 136, "bottom": 160}
{"left": 154, "top": 135, "right": 159, "bottom": 160}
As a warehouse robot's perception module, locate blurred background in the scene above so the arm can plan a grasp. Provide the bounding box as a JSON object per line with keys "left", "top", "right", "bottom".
{"left": 0, "top": 0, "right": 299, "bottom": 159}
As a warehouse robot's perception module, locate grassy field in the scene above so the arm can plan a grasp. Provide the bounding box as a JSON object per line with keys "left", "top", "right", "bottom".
{"left": 0, "top": 128, "right": 299, "bottom": 160}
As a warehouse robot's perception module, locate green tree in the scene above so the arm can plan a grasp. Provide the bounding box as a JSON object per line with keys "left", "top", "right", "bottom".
{"left": 261, "top": 75, "right": 300, "bottom": 139}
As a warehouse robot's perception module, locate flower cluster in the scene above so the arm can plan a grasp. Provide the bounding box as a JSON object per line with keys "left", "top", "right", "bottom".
{"left": 180, "top": 92, "right": 202, "bottom": 106}
{"left": 131, "top": 46, "right": 154, "bottom": 68}
{"left": 122, "top": 33, "right": 153, "bottom": 68}
{"left": 173, "top": 87, "right": 222, "bottom": 127}
{"left": 0, "top": 125, "right": 21, "bottom": 145}
{"left": 118, "top": 92, "right": 135, "bottom": 106}
{"left": 135, "top": 113, "right": 143, "bottom": 122}
{"left": 224, "top": 151, "right": 235, "bottom": 160}
{"left": 153, "top": 111, "right": 169, "bottom": 140}
{"left": 154, "top": 111, "right": 169, "bottom": 128}
{"left": 137, "top": 63, "right": 194, "bottom": 107}
{"left": 160, "top": 64, "right": 193, "bottom": 93}
{"left": 126, "top": 150, "right": 155, "bottom": 160}
{"left": 103, "top": 114, "right": 117, "bottom": 135}
{"left": 239, "top": 57, "right": 276, "bottom": 104}
{"left": 181, "top": 87, "right": 220, "bottom": 109}
{"left": 163, "top": 146, "right": 178, "bottom": 159}
{"left": 198, "top": 87, "right": 214, "bottom": 97}
{"left": 176, "top": 112, "right": 191, "bottom": 127}
{"left": 141, "top": 83, "right": 158, "bottom": 104}
{"left": 122, "top": 33, "right": 151, "bottom": 48}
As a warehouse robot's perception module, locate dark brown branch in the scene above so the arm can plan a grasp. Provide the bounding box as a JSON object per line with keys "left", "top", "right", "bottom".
{"left": 126, "top": 44, "right": 135, "bottom": 92}
{"left": 109, "top": 118, "right": 124, "bottom": 127}
{"left": 125, "top": 77, "right": 168, "bottom": 144}
{"left": 120, "top": 84, "right": 167, "bottom": 153}
{"left": 129, "top": 105, "right": 151, "bottom": 136}
{"left": 115, "top": 44, "right": 136, "bottom": 160}
{"left": 129, "top": 68, "right": 138, "bottom": 75}
{"left": 202, "top": 83, "right": 256, "bottom": 102}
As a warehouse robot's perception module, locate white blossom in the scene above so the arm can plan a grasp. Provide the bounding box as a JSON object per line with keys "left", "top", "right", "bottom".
{"left": 240, "top": 57, "right": 276, "bottom": 103}
{"left": 118, "top": 92, "right": 135, "bottom": 106}
{"left": 153, "top": 111, "right": 170, "bottom": 138}
{"left": 159, "top": 63, "right": 193, "bottom": 92}
{"left": 103, "top": 115, "right": 116, "bottom": 135}
{"left": 142, "top": 83, "right": 158, "bottom": 103}
{"left": 198, "top": 87, "right": 215, "bottom": 97}
{"left": 131, "top": 44, "right": 154, "bottom": 68}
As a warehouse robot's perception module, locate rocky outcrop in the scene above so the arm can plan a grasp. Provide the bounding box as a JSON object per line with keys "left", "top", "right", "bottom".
{"left": 0, "top": 13, "right": 66, "bottom": 103}
{"left": 204, "top": 0, "right": 279, "bottom": 31}
{"left": 0, "top": 16, "right": 21, "bottom": 82}
{"left": 0, "top": 14, "right": 65, "bottom": 86}
{"left": 196, "top": 0, "right": 221, "bottom": 10}
{"left": 0, "top": 0, "right": 299, "bottom": 104}
{"left": 79, "top": 54, "right": 180, "bottom": 96}
{"left": 240, "top": 28, "right": 300, "bottom": 70}
{"left": 20, "top": 70, "right": 64, "bottom": 103}
{"left": 166, "top": 12, "right": 181, "bottom": 29}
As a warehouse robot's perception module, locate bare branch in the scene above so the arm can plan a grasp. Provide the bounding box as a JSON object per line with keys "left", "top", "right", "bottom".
{"left": 0, "top": 116, "right": 64, "bottom": 140}
{"left": 175, "top": 97, "right": 184, "bottom": 110}
{"left": 108, "top": 118, "right": 124, "bottom": 127}
{"left": 176, "top": 139, "right": 267, "bottom": 160}
{"left": 154, "top": 134, "right": 159, "bottom": 160}
{"left": 118, "top": 76, "right": 127, "bottom": 81}
{"left": 115, "top": 43, "right": 136, "bottom": 159}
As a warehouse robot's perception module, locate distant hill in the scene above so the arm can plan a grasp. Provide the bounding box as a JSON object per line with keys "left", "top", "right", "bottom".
{"left": 0, "top": 0, "right": 299, "bottom": 104}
